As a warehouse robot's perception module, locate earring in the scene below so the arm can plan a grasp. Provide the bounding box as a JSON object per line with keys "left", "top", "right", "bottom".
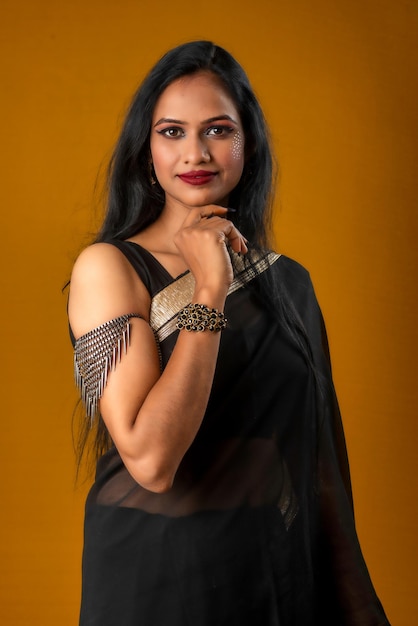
{"left": 148, "top": 160, "right": 157, "bottom": 185}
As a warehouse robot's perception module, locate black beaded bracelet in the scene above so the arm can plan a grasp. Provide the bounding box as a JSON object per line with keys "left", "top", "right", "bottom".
{"left": 176, "top": 303, "right": 227, "bottom": 332}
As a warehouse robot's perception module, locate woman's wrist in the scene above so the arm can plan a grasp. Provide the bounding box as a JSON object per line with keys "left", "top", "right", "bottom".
{"left": 192, "top": 286, "right": 227, "bottom": 311}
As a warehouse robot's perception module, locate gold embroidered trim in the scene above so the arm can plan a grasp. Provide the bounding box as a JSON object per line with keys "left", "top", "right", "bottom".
{"left": 150, "top": 251, "right": 280, "bottom": 343}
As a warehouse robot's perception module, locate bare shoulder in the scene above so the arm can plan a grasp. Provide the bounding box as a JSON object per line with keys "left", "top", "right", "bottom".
{"left": 70, "top": 243, "right": 133, "bottom": 286}
{"left": 69, "top": 243, "right": 150, "bottom": 337}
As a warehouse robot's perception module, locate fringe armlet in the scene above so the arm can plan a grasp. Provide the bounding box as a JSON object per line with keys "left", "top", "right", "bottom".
{"left": 74, "top": 313, "right": 142, "bottom": 423}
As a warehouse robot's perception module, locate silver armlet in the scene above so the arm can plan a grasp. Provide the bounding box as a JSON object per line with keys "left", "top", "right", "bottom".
{"left": 74, "top": 313, "right": 142, "bottom": 423}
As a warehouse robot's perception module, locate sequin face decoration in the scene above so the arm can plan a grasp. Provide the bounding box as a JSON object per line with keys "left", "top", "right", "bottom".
{"left": 231, "top": 131, "right": 244, "bottom": 160}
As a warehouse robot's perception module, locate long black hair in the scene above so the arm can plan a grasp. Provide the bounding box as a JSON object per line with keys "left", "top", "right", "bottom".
{"left": 96, "top": 40, "right": 274, "bottom": 247}
{"left": 75, "top": 41, "right": 323, "bottom": 475}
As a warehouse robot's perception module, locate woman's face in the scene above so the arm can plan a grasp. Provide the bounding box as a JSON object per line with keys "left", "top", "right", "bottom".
{"left": 150, "top": 71, "right": 245, "bottom": 211}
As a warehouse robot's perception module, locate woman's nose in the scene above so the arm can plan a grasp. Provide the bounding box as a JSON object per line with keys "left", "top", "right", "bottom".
{"left": 182, "top": 134, "right": 210, "bottom": 164}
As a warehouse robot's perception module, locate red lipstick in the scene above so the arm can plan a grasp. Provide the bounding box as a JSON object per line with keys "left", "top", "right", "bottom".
{"left": 178, "top": 170, "right": 217, "bottom": 186}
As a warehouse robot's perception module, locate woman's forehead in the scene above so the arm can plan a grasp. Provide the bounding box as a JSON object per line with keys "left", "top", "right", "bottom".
{"left": 152, "top": 72, "right": 240, "bottom": 123}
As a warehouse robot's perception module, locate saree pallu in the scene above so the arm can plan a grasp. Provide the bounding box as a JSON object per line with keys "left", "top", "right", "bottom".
{"left": 77, "top": 240, "right": 390, "bottom": 626}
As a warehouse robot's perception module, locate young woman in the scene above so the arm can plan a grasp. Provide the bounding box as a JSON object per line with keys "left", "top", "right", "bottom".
{"left": 69, "top": 41, "right": 390, "bottom": 625}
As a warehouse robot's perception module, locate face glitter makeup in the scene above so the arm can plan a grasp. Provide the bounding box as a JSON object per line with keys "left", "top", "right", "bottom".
{"left": 231, "top": 131, "right": 243, "bottom": 160}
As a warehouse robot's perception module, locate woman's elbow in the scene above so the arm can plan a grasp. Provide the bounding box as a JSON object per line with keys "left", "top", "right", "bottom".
{"left": 140, "top": 471, "right": 175, "bottom": 494}
{"left": 144, "top": 477, "right": 174, "bottom": 494}
{"left": 124, "top": 455, "right": 176, "bottom": 493}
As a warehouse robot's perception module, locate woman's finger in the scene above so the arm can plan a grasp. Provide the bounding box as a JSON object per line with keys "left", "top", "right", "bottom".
{"left": 201, "top": 216, "right": 248, "bottom": 254}
{"left": 177, "top": 206, "right": 248, "bottom": 255}
{"left": 221, "top": 220, "right": 248, "bottom": 254}
{"left": 181, "top": 205, "right": 229, "bottom": 227}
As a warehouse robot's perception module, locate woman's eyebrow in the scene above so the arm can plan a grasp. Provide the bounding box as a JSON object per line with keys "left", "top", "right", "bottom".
{"left": 202, "top": 115, "right": 238, "bottom": 125}
{"left": 154, "top": 117, "right": 185, "bottom": 127}
{"left": 153, "top": 114, "right": 238, "bottom": 127}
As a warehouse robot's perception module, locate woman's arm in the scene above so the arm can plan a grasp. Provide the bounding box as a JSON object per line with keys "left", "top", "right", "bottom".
{"left": 69, "top": 206, "right": 247, "bottom": 493}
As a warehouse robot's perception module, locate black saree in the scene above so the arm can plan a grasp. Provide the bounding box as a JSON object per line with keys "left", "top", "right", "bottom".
{"left": 76, "top": 240, "right": 390, "bottom": 626}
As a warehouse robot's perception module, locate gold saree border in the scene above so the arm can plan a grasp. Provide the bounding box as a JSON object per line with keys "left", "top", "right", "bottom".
{"left": 150, "top": 251, "right": 281, "bottom": 343}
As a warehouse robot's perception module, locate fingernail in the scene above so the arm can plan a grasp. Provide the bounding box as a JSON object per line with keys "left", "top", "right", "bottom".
{"left": 227, "top": 208, "right": 236, "bottom": 213}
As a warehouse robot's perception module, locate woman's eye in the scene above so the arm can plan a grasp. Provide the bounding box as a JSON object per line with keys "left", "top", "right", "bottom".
{"left": 157, "top": 127, "right": 184, "bottom": 138}
{"left": 206, "top": 126, "right": 234, "bottom": 137}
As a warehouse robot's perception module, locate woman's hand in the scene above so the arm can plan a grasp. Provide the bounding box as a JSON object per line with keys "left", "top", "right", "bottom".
{"left": 173, "top": 206, "right": 248, "bottom": 293}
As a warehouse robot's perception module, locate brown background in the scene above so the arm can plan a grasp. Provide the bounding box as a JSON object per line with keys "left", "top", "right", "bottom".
{"left": 1, "top": 0, "right": 417, "bottom": 623}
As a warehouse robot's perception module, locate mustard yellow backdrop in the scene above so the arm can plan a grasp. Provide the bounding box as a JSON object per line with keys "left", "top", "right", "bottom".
{"left": 1, "top": 0, "right": 416, "bottom": 623}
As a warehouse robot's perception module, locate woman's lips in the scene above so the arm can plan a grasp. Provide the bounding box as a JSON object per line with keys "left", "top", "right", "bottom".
{"left": 178, "top": 170, "right": 217, "bottom": 186}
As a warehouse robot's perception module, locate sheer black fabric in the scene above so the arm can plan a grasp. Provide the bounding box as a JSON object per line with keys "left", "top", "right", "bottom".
{"left": 75, "top": 240, "right": 390, "bottom": 626}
